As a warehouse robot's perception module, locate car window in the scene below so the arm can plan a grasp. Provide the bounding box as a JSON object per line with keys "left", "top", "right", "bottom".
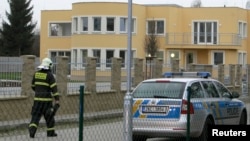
{"left": 213, "top": 81, "right": 231, "bottom": 98}
{"left": 201, "top": 81, "right": 220, "bottom": 98}
{"left": 190, "top": 82, "right": 204, "bottom": 98}
{"left": 133, "top": 81, "right": 186, "bottom": 98}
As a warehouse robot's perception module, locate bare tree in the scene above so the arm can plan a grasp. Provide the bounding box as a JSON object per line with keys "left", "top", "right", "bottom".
{"left": 144, "top": 20, "right": 159, "bottom": 57}
{"left": 191, "top": 0, "right": 202, "bottom": 8}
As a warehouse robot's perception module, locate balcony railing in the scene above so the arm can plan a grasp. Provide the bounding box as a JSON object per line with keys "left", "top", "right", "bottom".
{"left": 166, "top": 32, "right": 242, "bottom": 46}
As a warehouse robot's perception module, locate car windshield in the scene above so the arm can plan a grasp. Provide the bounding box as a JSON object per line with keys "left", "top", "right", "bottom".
{"left": 133, "top": 81, "right": 186, "bottom": 98}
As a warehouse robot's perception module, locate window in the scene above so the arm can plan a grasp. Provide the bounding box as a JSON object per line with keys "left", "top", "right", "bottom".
{"left": 93, "top": 49, "right": 101, "bottom": 67}
{"left": 106, "top": 17, "right": 115, "bottom": 32}
{"left": 72, "top": 49, "right": 77, "bottom": 67}
{"left": 193, "top": 21, "right": 217, "bottom": 44}
{"left": 238, "top": 52, "right": 247, "bottom": 66}
{"left": 49, "top": 23, "right": 71, "bottom": 36}
{"left": 238, "top": 21, "right": 247, "bottom": 38}
{"left": 212, "top": 51, "right": 224, "bottom": 65}
{"left": 147, "top": 20, "right": 164, "bottom": 35}
{"left": 73, "top": 17, "right": 78, "bottom": 33}
{"left": 81, "top": 49, "right": 88, "bottom": 67}
{"left": 81, "top": 17, "right": 88, "bottom": 31}
{"left": 119, "top": 50, "right": 126, "bottom": 68}
{"left": 120, "top": 17, "right": 135, "bottom": 33}
{"left": 213, "top": 81, "right": 231, "bottom": 98}
{"left": 93, "top": 17, "right": 101, "bottom": 31}
{"left": 168, "top": 50, "right": 180, "bottom": 64}
{"left": 106, "top": 50, "right": 114, "bottom": 68}
{"left": 201, "top": 81, "right": 219, "bottom": 98}
{"left": 190, "top": 82, "right": 204, "bottom": 98}
{"left": 156, "top": 51, "right": 164, "bottom": 60}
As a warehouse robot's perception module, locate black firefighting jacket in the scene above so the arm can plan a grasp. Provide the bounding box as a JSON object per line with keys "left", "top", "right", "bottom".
{"left": 31, "top": 69, "right": 59, "bottom": 102}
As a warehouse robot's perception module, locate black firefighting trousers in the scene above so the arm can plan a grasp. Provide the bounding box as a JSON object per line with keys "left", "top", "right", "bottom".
{"left": 29, "top": 101, "right": 56, "bottom": 136}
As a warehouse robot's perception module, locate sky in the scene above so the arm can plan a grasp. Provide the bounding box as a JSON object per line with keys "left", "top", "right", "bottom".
{"left": 0, "top": 0, "right": 250, "bottom": 29}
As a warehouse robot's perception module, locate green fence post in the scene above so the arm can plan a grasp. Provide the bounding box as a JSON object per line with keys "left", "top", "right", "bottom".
{"left": 79, "top": 85, "right": 84, "bottom": 141}
{"left": 186, "top": 86, "right": 191, "bottom": 141}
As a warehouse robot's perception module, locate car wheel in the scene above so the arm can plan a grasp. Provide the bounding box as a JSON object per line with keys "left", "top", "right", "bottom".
{"left": 239, "top": 111, "right": 247, "bottom": 125}
{"left": 196, "top": 118, "right": 213, "bottom": 141}
{"left": 132, "top": 134, "right": 147, "bottom": 141}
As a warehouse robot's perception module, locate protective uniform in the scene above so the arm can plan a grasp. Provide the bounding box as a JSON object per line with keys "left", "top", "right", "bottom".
{"left": 29, "top": 58, "right": 60, "bottom": 138}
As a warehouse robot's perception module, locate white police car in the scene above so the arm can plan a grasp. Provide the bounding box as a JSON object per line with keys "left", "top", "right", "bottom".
{"left": 132, "top": 72, "right": 247, "bottom": 141}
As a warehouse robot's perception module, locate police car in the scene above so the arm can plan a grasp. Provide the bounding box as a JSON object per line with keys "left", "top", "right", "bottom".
{"left": 132, "top": 72, "right": 247, "bottom": 141}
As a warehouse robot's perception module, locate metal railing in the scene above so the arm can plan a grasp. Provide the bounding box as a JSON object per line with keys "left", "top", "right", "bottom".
{"left": 166, "top": 32, "right": 241, "bottom": 46}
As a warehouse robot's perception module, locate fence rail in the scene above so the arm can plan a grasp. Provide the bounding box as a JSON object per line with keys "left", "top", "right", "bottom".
{"left": 0, "top": 56, "right": 249, "bottom": 141}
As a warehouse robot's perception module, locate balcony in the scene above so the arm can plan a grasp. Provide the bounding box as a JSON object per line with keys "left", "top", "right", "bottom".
{"left": 166, "top": 32, "right": 242, "bottom": 49}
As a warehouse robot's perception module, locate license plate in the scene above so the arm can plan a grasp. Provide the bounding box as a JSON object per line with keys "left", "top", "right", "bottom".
{"left": 141, "top": 106, "right": 169, "bottom": 113}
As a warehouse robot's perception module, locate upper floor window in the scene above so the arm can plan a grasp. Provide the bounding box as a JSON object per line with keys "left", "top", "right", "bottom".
{"left": 81, "top": 17, "right": 88, "bottom": 32}
{"left": 147, "top": 20, "right": 164, "bottom": 35}
{"left": 49, "top": 23, "right": 71, "bottom": 36}
{"left": 120, "top": 17, "right": 135, "bottom": 33}
{"left": 106, "top": 17, "right": 115, "bottom": 32}
{"left": 73, "top": 17, "right": 78, "bottom": 33}
{"left": 239, "top": 21, "right": 247, "bottom": 38}
{"left": 93, "top": 17, "right": 101, "bottom": 32}
{"left": 193, "top": 21, "right": 217, "bottom": 44}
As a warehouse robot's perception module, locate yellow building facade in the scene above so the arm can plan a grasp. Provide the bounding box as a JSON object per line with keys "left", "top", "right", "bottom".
{"left": 40, "top": 2, "right": 249, "bottom": 71}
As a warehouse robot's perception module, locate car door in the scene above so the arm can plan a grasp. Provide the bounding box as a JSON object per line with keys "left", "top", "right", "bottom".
{"left": 213, "top": 81, "right": 241, "bottom": 124}
{"left": 201, "top": 81, "right": 225, "bottom": 124}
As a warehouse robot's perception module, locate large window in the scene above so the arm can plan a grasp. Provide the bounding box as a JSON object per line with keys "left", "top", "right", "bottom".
{"left": 147, "top": 20, "right": 164, "bottom": 35}
{"left": 93, "top": 17, "right": 101, "bottom": 32}
{"left": 212, "top": 51, "right": 224, "bottom": 65}
{"left": 106, "top": 50, "right": 114, "bottom": 68}
{"left": 120, "top": 17, "right": 135, "bottom": 33}
{"left": 119, "top": 50, "right": 126, "bottom": 68}
{"left": 238, "top": 21, "right": 247, "bottom": 38}
{"left": 81, "top": 49, "right": 88, "bottom": 67}
{"left": 49, "top": 23, "right": 71, "bottom": 36}
{"left": 193, "top": 21, "right": 217, "bottom": 44}
{"left": 81, "top": 17, "right": 88, "bottom": 32}
{"left": 73, "top": 17, "right": 78, "bottom": 33}
{"left": 72, "top": 49, "right": 77, "bottom": 67}
{"left": 106, "top": 17, "right": 115, "bottom": 32}
{"left": 238, "top": 52, "right": 247, "bottom": 66}
{"left": 93, "top": 49, "right": 101, "bottom": 67}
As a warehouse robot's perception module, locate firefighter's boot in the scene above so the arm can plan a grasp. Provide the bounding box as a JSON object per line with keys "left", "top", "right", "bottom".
{"left": 29, "top": 126, "right": 37, "bottom": 138}
{"left": 47, "top": 130, "right": 57, "bottom": 137}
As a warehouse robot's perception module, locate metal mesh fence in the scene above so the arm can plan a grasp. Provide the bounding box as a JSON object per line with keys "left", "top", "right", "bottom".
{"left": 0, "top": 56, "right": 249, "bottom": 141}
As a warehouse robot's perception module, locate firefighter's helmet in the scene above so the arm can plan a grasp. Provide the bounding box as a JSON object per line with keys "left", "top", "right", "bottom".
{"left": 38, "top": 58, "right": 53, "bottom": 70}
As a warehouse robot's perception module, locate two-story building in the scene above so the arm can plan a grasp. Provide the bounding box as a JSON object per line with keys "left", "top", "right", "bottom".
{"left": 40, "top": 1, "right": 248, "bottom": 72}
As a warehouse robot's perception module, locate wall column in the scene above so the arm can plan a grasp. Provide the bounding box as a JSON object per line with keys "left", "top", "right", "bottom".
{"left": 56, "top": 56, "right": 69, "bottom": 96}
{"left": 111, "top": 58, "right": 121, "bottom": 92}
{"left": 21, "top": 55, "right": 36, "bottom": 96}
{"left": 85, "top": 57, "right": 96, "bottom": 94}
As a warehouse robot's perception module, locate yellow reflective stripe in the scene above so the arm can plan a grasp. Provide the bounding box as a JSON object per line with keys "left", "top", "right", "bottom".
{"left": 29, "top": 123, "right": 38, "bottom": 128}
{"left": 50, "top": 83, "right": 56, "bottom": 88}
{"left": 35, "top": 82, "right": 49, "bottom": 86}
{"left": 34, "top": 97, "right": 53, "bottom": 101}
{"left": 35, "top": 72, "right": 47, "bottom": 80}
{"left": 47, "top": 127, "right": 55, "bottom": 131}
{"left": 52, "top": 92, "right": 59, "bottom": 97}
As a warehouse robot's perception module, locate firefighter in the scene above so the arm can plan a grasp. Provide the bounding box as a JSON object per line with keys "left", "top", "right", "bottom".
{"left": 29, "top": 57, "right": 60, "bottom": 138}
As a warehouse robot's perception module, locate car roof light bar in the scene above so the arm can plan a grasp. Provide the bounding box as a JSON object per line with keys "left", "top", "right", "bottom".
{"left": 163, "top": 72, "right": 211, "bottom": 78}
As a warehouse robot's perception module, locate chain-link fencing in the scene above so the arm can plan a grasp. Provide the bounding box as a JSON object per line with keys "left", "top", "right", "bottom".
{"left": 0, "top": 56, "right": 249, "bottom": 141}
